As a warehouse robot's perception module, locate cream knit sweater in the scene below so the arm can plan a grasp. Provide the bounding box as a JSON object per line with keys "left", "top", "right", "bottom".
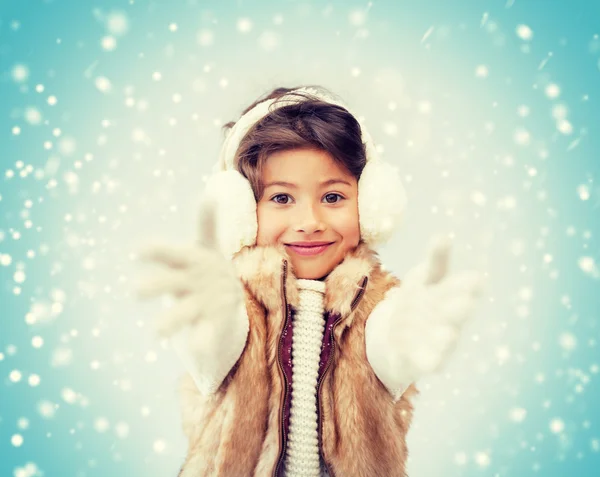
{"left": 285, "top": 278, "right": 327, "bottom": 477}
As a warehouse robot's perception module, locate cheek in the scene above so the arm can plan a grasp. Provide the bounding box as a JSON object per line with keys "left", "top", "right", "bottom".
{"left": 332, "top": 206, "right": 360, "bottom": 245}
{"left": 342, "top": 221, "right": 361, "bottom": 247}
{"left": 256, "top": 206, "right": 284, "bottom": 246}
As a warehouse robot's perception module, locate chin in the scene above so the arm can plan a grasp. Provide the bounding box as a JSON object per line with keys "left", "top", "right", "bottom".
{"left": 293, "top": 265, "right": 330, "bottom": 281}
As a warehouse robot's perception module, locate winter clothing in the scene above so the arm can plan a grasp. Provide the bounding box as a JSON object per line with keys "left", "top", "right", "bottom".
{"left": 138, "top": 85, "right": 485, "bottom": 477}
{"left": 285, "top": 279, "right": 327, "bottom": 476}
{"left": 176, "top": 242, "right": 417, "bottom": 477}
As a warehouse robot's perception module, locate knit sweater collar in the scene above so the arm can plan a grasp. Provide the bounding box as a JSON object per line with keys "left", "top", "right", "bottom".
{"left": 296, "top": 279, "right": 326, "bottom": 295}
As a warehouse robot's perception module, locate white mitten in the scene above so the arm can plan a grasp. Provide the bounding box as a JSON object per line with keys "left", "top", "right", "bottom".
{"left": 365, "top": 236, "right": 484, "bottom": 400}
{"left": 137, "top": 199, "right": 249, "bottom": 395}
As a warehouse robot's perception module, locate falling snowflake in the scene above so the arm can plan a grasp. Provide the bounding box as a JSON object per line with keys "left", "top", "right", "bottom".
{"left": 516, "top": 24, "right": 534, "bottom": 41}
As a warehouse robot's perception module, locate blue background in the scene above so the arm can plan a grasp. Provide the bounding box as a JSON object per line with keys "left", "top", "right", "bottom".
{"left": 1, "top": 0, "right": 600, "bottom": 475}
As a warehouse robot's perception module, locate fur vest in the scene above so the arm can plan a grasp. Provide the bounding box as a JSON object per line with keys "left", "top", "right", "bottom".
{"left": 177, "top": 242, "right": 418, "bottom": 476}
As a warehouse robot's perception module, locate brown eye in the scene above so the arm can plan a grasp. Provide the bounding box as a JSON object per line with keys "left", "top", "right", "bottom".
{"left": 323, "top": 193, "right": 343, "bottom": 204}
{"left": 272, "top": 194, "right": 291, "bottom": 204}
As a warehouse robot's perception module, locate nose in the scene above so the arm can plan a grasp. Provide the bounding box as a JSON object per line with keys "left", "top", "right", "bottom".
{"left": 294, "top": 202, "right": 325, "bottom": 234}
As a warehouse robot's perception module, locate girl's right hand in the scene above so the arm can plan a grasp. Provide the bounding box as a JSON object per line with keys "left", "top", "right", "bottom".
{"left": 136, "top": 200, "right": 245, "bottom": 339}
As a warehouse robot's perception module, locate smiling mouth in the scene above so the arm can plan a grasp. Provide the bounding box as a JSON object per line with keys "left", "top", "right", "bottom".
{"left": 285, "top": 243, "right": 333, "bottom": 256}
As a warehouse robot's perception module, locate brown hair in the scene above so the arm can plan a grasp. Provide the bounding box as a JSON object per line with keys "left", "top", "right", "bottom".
{"left": 223, "top": 85, "right": 367, "bottom": 200}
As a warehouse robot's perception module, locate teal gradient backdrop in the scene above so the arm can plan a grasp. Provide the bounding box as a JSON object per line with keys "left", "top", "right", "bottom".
{"left": 1, "top": 0, "right": 600, "bottom": 476}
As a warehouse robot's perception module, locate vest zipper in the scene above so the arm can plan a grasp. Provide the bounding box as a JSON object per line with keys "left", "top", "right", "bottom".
{"left": 317, "top": 276, "right": 368, "bottom": 476}
{"left": 350, "top": 276, "right": 368, "bottom": 312}
{"left": 273, "top": 260, "right": 290, "bottom": 477}
{"left": 317, "top": 313, "right": 342, "bottom": 477}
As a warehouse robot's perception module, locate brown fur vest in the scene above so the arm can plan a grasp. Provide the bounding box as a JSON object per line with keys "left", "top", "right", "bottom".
{"left": 177, "top": 242, "right": 417, "bottom": 476}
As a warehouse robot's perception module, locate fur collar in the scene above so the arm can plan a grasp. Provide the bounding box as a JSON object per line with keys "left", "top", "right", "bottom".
{"left": 231, "top": 241, "right": 381, "bottom": 318}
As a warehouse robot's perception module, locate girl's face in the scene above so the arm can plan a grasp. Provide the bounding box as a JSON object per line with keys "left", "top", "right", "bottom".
{"left": 256, "top": 148, "right": 360, "bottom": 280}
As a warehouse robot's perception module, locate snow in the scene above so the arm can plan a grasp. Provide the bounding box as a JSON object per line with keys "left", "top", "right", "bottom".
{"left": 1, "top": 3, "right": 599, "bottom": 476}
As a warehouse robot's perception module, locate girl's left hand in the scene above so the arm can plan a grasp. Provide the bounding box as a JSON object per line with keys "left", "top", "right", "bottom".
{"left": 367, "top": 236, "right": 485, "bottom": 387}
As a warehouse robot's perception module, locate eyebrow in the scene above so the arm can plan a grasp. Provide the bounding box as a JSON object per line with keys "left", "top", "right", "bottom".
{"left": 264, "top": 178, "right": 352, "bottom": 189}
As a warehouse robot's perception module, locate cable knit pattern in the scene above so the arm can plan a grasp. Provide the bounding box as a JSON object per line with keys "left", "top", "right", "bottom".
{"left": 285, "top": 279, "right": 327, "bottom": 477}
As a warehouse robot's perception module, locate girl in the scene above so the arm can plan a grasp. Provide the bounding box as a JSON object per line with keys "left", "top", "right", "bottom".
{"left": 138, "top": 86, "right": 483, "bottom": 476}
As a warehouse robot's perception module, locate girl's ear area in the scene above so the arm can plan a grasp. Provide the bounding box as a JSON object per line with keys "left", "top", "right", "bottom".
{"left": 199, "top": 170, "right": 258, "bottom": 259}
{"left": 358, "top": 160, "right": 407, "bottom": 247}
